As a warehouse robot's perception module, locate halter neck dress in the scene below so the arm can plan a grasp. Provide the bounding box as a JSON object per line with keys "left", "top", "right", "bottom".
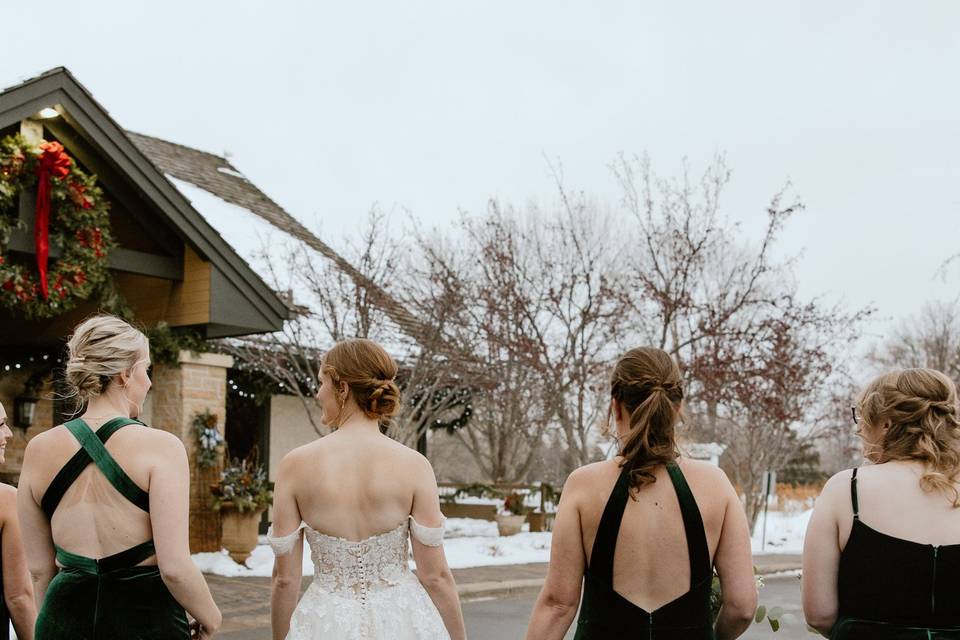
{"left": 574, "top": 463, "right": 715, "bottom": 639}
{"left": 832, "top": 467, "right": 960, "bottom": 639}
{"left": 34, "top": 417, "right": 189, "bottom": 640}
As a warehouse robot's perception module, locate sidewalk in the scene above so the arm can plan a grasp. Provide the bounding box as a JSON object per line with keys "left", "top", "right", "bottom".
{"left": 214, "top": 555, "right": 801, "bottom": 638}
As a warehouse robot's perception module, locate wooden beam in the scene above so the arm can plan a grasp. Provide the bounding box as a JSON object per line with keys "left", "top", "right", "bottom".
{"left": 7, "top": 229, "right": 182, "bottom": 279}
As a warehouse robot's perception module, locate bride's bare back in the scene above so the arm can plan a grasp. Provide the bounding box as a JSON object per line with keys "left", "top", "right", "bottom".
{"left": 281, "top": 426, "right": 435, "bottom": 541}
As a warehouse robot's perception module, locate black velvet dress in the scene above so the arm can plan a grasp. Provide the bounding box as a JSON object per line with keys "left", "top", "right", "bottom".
{"left": 831, "top": 467, "right": 960, "bottom": 639}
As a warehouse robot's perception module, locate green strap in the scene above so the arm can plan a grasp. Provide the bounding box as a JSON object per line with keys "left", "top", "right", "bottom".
{"left": 63, "top": 418, "right": 150, "bottom": 513}
{"left": 666, "top": 463, "right": 712, "bottom": 585}
{"left": 588, "top": 465, "right": 632, "bottom": 583}
{"left": 42, "top": 417, "right": 146, "bottom": 518}
{"left": 55, "top": 539, "right": 156, "bottom": 574}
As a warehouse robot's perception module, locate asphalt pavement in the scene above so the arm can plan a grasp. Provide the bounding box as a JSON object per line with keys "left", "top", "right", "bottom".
{"left": 463, "top": 574, "right": 809, "bottom": 640}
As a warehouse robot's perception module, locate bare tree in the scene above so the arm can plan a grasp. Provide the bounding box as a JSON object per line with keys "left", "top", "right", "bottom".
{"left": 870, "top": 300, "right": 960, "bottom": 381}
{"left": 223, "top": 210, "right": 402, "bottom": 435}
{"left": 689, "top": 295, "right": 867, "bottom": 527}
{"left": 523, "top": 178, "right": 628, "bottom": 471}
{"left": 609, "top": 153, "right": 871, "bottom": 526}
{"left": 410, "top": 206, "right": 555, "bottom": 481}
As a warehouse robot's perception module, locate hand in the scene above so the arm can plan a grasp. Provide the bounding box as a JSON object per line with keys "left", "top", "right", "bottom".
{"left": 189, "top": 619, "right": 217, "bottom": 639}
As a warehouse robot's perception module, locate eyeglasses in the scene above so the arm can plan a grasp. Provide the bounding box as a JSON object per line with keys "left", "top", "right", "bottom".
{"left": 851, "top": 406, "right": 861, "bottom": 426}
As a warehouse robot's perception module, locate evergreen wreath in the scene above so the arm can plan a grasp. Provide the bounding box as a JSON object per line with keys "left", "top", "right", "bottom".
{"left": 0, "top": 134, "right": 113, "bottom": 318}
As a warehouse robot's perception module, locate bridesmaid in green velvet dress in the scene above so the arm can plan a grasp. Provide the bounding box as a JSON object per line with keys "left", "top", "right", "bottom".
{"left": 16, "top": 315, "right": 222, "bottom": 640}
{"left": 0, "top": 401, "right": 37, "bottom": 639}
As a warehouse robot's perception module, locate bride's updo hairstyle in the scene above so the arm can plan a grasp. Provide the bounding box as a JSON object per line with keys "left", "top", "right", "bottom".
{"left": 609, "top": 346, "right": 684, "bottom": 492}
{"left": 858, "top": 368, "right": 960, "bottom": 506}
{"left": 321, "top": 339, "right": 401, "bottom": 422}
{"left": 65, "top": 314, "right": 148, "bottom": 408}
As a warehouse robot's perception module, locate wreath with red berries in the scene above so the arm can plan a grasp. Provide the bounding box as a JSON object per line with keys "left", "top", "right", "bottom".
{"left": 0, "top": 134, "right": 113, "bottom": 319}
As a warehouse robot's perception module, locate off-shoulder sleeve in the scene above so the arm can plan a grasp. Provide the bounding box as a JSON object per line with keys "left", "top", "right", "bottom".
{"left": 267, "top": 522, "right": 306, "bottom": 556}
{"left": 409, "top": 515, "right": 446, "bottom": 547}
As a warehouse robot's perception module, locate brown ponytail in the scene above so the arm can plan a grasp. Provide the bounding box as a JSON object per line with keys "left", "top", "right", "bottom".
{"left": 609, "top": 347, "right": 683, "bottom": 492}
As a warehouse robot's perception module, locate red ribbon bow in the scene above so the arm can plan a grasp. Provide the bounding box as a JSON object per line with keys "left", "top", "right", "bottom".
{"left": 35, "top": 141, "right": 72, "bottom": 299}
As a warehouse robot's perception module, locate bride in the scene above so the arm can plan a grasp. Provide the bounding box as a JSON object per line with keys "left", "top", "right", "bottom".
{"left": 268, "top": 339, "right": 467, "bottom": 640}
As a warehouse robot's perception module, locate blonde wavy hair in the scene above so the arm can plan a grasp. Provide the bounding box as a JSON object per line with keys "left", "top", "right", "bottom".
{"left": 858, "top": 368, "right": 960, "bottom": 507}
{"left": 64, "top": 314, "right": 149, "bottom": 410}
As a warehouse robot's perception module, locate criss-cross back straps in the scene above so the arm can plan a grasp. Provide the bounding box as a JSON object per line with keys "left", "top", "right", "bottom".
{"left": 41, "top": 417, "right": 149, "bottom": 519}
{"left": 850, "top": 467, "right": 860, "bottom": 520}
{"left": 665, "top": 463, "right": 712, "bottom": 586}
{"left": 589, "top": 463, "right": 712, "bottom": 588}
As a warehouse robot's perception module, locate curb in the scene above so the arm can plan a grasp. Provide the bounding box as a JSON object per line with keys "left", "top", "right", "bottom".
{"left": 458, "top": 578, "right": 545, "bottom": 600}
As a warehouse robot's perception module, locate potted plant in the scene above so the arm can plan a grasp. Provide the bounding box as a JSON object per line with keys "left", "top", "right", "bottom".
{"left": 496, "top": 491, "right": 529, "bottom": 536}
{"left": 210, "top": 457, "right": 273, "bottom": 564}
{"left": 527, "top": 482, "right": 561, "bottom": 532}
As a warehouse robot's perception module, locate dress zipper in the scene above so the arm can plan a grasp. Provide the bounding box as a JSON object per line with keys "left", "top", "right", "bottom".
{"left": 931, "top": 545, "right": 939, "bottom": 615}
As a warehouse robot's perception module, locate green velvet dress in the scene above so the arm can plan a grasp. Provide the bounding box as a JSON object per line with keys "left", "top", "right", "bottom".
{"left": 573, "top": 463, "right": 715, "bottom": 639}
{"left": 34, "top": 417, "right": 190, "bottom": 640}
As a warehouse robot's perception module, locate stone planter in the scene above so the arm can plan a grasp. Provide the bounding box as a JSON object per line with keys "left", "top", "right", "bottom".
{"left": 526, "top": 511, "right": 546, "bottom": 532}
{"left": 219, "top": 502, "right": 265, "bottom": 564}
{"left": 496, "top": 513, "right": 526, "bottom": 536}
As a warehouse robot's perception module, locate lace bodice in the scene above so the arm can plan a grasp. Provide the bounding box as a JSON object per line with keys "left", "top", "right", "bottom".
{"left": 268, "top": 516, "right": 445, "bottom": 604}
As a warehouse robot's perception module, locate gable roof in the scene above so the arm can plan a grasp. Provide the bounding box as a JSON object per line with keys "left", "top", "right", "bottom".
{"left": 127, "top": 131, "right": 431, "bottom": 344}
{"left": 0, "top": 67, "right": 288, "bottom": 335}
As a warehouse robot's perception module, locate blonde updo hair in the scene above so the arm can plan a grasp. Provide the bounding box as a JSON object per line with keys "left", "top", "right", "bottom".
{"left": 65, "top": 314, "right": 149, "bottom": 407}
{"left": 320, "top": 339, "right": 401, "bottom": 423}
{"left": 608, "top": 347, "right": 684, "bottom": 492}
{"left": 858, "top": 368, "right": 960, "bottom": 506}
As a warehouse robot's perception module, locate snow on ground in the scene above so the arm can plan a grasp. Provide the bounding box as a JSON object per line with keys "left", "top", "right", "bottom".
{"left": 193, "top": 508, "right": 813, "bottom": 577}
{"left": 192, "top": 518, "right": 553, "bottom": 577}
{"left": 751, "top": 508, "right": 811, "bottom": 555}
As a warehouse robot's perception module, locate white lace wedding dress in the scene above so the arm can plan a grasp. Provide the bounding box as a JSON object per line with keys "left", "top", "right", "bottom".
{"left": 268, "top": 516, "right": 450, "bottom": 640}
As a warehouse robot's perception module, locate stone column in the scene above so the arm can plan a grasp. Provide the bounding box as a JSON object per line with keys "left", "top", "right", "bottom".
{"left": 151, "top": 350, "right": 232, "bottom": 552}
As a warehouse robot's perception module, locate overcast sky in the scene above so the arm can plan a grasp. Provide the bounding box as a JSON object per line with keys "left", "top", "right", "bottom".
{"left": 4, "top": 1, "right": 959, "bottom": 339}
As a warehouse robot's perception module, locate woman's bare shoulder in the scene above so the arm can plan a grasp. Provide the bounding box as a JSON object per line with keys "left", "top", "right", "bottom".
{"left": 565, "top": 460, "right": 620, "bottom": 491}
{"left": 677, "top": 458, "right": 731, "bottom": 485}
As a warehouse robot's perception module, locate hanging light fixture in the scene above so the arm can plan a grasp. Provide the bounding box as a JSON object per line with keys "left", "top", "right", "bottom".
{"left": 13, "top": 396, "right": 38, "bottom": 432}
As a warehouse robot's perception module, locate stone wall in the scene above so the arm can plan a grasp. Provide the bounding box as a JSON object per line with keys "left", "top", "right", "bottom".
{"left": 151, "top": 351, "right": 233, "bottom": 552}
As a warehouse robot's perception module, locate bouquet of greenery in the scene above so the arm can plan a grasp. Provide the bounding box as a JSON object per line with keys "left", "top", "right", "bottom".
{"left": 501, "top": 492, "right": 531, "bottom": 516}
{"left": 211, "top": 457, "right": 273, "bottom": 513}
{"left": 710, "top": 569, "right": 791, "bottom": 632}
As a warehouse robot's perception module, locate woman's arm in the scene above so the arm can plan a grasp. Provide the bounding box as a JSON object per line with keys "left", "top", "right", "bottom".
{"left": 712, "top": 477, "right": 758, "bottom": 640}
{"left": 270, "top": 453, "right": 305, "bottom": 640}
{"left": 802, "top": 472, "right": 846, "bottom": 637}
{"left": 409, "top": 454, "right": 466, "bottom": 640}
{"left": 524, "top": 470, "right": 585, "bottom": 640}
{"left": 16, "top": 439, "right": 58, "bottom": 606}
{"left": 1, "top": 485, "right": 36, "bottom": 639}
{"left": 148, "top": 432, "right": 221, "bottom": 636}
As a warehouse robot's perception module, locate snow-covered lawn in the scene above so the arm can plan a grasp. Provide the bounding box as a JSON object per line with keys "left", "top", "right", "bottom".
{"left": 192, "top": 509, "right": 813, "bottom": 577}
{"left": 751, "top": 508, "right": 811, "bottom": 555}
{"left": 192, "top": 518, "right": 553, "bottom": 577}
